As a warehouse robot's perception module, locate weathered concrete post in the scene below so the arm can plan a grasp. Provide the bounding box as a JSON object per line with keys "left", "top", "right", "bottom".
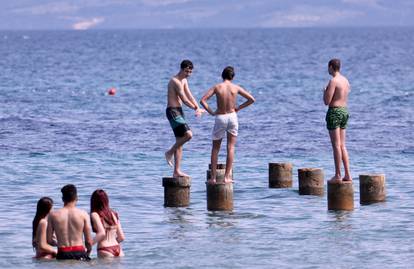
{"left": 162, "top": 176, "right": 191, "bottom": 207}
{"left": 298, "top": 168, "right": 324, "bottom": 195}
{"left": 206, "top": 164, "right": 233, "bottom": 211}
{"left": 359, "top": 174, "right": 386, "bottom": 205}
{"left": 327, "top": 181, "right": 354, "bottom": 210}
{"left": 269, "top": 162, "right": 293, "bottom": 188}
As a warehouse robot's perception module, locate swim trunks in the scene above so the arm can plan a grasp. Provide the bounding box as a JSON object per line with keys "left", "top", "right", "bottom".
{"left": 212, "top": 112, "right": 238, "bottom": 140}
{"left": 326, "top": 107, "right": 349, "bottom": 130}
{"left": 57, "top": 246, "right": 90, "bottom": 261}
{"left": 166, "top": 107, "right": 190, "bottom": 137}
{"left": 98, "top": 245, "right": 121, "bottom": 257}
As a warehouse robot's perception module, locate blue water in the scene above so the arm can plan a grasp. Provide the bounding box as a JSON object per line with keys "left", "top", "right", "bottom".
{"left": 0, "top": 28, "right": 413, "bottom": 268}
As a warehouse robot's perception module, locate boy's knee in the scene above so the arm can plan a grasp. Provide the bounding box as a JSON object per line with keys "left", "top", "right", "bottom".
{"left": 185, "top": 131, "right": 193, "bottom": 140}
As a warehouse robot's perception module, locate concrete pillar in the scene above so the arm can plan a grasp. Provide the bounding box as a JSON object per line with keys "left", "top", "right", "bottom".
{"left": 298, "top": 168, "right": 324, "bottom": 195}
{"left": 359, "top": 174, "right": 386, "bottom": 205}
{"left": 162, "top": 176, "right": 191, "bottom": 207}
{"left": 327, "top": 181, "right": 354, "bottom": 210}
{"left": 206, "top": 164, "right": 233, "bottom": 211}
{"left": 269, "top": 162, "right": 293, "bottom": 188}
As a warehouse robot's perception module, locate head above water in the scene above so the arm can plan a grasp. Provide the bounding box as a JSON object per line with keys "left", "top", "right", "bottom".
{"left": 61, "top": 184, "right": 77, "bottom": 204}
{"left": 328, "top": 58, "right": 341, "bottom": 74}
{"left": 222, "top": 66, "right": 235, "bottom": 81}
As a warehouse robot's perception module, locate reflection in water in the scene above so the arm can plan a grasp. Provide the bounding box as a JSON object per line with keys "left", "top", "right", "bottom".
{"left": 328, "top": 210, "right": 354, "bottom": 231}
{"left": 206, "top": 211, "right": 236, "bottom": 228}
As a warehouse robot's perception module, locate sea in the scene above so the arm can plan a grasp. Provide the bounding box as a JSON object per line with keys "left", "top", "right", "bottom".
{"left": 0, "top": 28, "right": 413, "bottom": 269}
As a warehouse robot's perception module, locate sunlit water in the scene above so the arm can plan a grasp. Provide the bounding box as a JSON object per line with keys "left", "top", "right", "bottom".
{"left": 0, "top": 28, "right": 413, "bottom": 268}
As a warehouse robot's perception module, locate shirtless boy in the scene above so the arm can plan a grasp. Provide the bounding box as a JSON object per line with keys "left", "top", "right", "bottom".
{"left": 165, "top": 60, "right": 205, "bottom": 177}
{"left": 323, "top": 58, "right": 352, "bottom": 183}
{"left": 200, "top": 66, "right": 255, "bottom": 183}
{"left": 47, "top": 184, "right": 93, "bottom": 261}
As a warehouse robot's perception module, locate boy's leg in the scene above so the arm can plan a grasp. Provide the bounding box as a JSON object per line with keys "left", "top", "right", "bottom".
{"left": 340, "top": 128, "right": 352, "bottom": 181}
{"left": 173, "top": 145, "right": 188, "bottom": 177}
{"left": 165, "top": 131, "right": 192, "bottom": 169}
{"left": 209, "top": 139, "right": 222, "bottom": 184}
{"left": 224, "top": 132, "right": 237, "bottom": 183}
{"left": 328, "top": 128, "right": 342, "bottom": 183}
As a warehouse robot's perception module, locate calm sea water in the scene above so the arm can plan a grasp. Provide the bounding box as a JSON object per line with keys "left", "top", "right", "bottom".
{"left": 0, "top": 28, "right": 413, "bottom": 268}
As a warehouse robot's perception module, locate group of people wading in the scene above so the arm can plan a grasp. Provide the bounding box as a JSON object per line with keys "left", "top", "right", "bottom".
{"left": 165, "top": 59, "right": 351, "bottom": 184}
{"left": 32, "top": 58, "right": 351, "bottom": 262}
{"left": 32, "top": 185, "right": 125, "bottom": 261}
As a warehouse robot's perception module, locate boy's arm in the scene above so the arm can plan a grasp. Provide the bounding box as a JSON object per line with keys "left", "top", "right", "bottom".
{"left": 46, "top": 214, "right": 55, "bottom": 245}
{"left": 236, "top": 87, "right": 255, "bottom": 112}
{"left": 83, "top": 212, "right": 93, "bottom": 255}
{"left": 174, "top": 80, "right": 197, "bottom": 110}
{"left": 323, "top": 79, "right": 335, "bottom": 106}
{"left": 200, "top": 86, "right": 216, "bottom": 116}
{"left": 183, "top": 81, "right": 205, "bottom": 116}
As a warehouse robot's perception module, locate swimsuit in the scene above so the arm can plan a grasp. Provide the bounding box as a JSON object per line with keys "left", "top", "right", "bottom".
{"left": 326, "top": 106, "right": 349, "bottom": 130}
{"left": 212, "top": 112, "right": 238, "bottom": 140}
{"left": 56, "top": 246, "right": 90, "bottom": 261}
{"left": 166, "top": 107, "right": 190, "bottom": 137}
{"left": 98, "top": 245, "right": 121, "bottom": 257}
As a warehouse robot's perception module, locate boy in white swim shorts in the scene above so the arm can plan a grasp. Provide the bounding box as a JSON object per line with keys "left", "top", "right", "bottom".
{"left": 200, "top": 66, "right": 255, "bottom": 183}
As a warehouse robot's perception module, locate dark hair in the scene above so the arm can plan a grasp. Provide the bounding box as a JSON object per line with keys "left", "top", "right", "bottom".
{"left": 61, "top": 184, "right": 77, "bottom": 203}
{"left": 90, "top": 189, "right": 118, "bottom": 232}
{"left": 222, "top": 66, "right": 235, "bottom": 80}
{"left": 32, "top": 197, "right": 53, "bottom": 247}
{"left": 180, "top": 59, "right": 193, "bottom": 70}
{"left": 328, "top": 58, "right": 341, "bottom": 72}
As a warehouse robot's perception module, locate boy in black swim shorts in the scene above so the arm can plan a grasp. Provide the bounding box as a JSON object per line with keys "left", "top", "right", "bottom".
{"left": 164, "top": 60, "right": 205, "bottom": 178}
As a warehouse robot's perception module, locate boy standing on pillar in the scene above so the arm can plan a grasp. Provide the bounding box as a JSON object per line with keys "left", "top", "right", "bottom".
{"left": 200, "top": 66, "right": 255, "bottom": 184}
{"left": 323, "top": 58, "right": 352, "bottom": 183}
{"left": 165, "top": 60, "right": 205, "bottom": 177}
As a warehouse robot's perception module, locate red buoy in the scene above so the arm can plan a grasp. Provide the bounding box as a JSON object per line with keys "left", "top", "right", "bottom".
{"left": 108, "top": 88, "right": 116, "bottom": 96}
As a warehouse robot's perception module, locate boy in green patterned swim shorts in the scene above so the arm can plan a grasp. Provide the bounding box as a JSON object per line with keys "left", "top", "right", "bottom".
{"left": 323, "top": 58, "right": 352, "bottom": 183}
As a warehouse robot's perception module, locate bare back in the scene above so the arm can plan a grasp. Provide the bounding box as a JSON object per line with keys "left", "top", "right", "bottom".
{"left": 48, "top": 206, "right": 90, "bottom": 247}
{"left": 214, "top": 82, "right": 239, "bottom": 114}
{"left": 325, "top": 74, "right": 350, "bottom": 107}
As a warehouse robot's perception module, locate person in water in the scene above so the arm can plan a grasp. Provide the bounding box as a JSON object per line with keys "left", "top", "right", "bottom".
{"left": 323, "top": 58, "right": 352, "bottom": 183}
{"left": 32, "top": 197, "right": 57, "bottom": 259}
{"left": 47, "top": 184, "right": 93, "bottom": 261}
{"left": 200, "top": 66, "right": 255, "bottom": 183}
{"left": 90, "top": 189, "right": 125, "bottom": 258}
{"left": 165, "top": 59, "right": 205, "bottom": 177}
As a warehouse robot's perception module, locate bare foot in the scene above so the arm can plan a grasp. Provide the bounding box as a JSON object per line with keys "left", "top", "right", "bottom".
{"left": 165, "top": 151, "right": 173, "bottom": 167}
{"left": 207, "top": 178, "right": 216, "bottom": 184}
{"left": 328, "top": 176, "right": 342, "bottom": 183}
{"left": 342, "top": 176, "right": 352, "bottom": 182}
{"left": 173, "top": 171, "right": 189, "bottom": 178}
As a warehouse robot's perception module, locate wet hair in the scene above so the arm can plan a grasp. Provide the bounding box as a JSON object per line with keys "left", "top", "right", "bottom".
{"left": 32, "top": 197, "right": 53, "bottom": 247}
{"left": 328, "top": 58, "right": 341, "bottom": 72}
{"left": 90, "top": 189, "right": 118, "bottom": 232}
{"left": 180, "top": 59, "right": 193, "bottom": 70}
{"left": 222, "top": 66, "right": 235, "bottom": 80}
{"left": 61, "top": 184, "right": 77, "bottom": 203}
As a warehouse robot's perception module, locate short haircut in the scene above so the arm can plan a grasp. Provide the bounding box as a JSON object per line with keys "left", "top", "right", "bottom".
{"left": 61, "top": 184, "right": 77, "bottom": 203}
{"left": 180, "top": 59, "right": 193, "bottom": 70}
{"left": 328, "top": 58, "right": 341, "bottom": 72}
{"left": 222, "top": 66, "right": 235, "bottom": 80}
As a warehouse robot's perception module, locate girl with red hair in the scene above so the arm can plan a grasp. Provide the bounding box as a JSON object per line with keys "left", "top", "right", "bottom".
{"left": 90, "top": 189, "right": 125, "bottom": 258}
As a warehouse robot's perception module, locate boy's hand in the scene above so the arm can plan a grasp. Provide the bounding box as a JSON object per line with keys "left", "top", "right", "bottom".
{"left": 195, "top": 108, "right": 206, "bottom": 117}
